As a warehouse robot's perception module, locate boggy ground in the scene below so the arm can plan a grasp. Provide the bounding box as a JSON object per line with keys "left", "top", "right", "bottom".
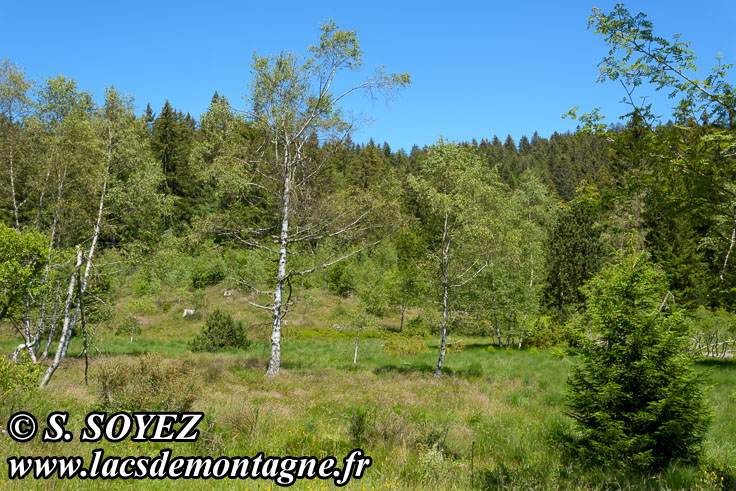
{"left": 1, "top": 287, "right": 735, "bottom": 489}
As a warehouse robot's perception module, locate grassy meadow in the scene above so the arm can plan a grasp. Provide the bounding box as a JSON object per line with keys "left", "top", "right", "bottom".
{"left": 1, "top": 286, "right": 736, "bottom": 490}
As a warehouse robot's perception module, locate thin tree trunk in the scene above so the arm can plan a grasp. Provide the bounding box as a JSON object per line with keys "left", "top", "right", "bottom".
{"left": 41, "top": 151, "right": 109, "bottom": 388}
{"left": 353, "top": 325, "right": 361, "bottom": 364}
{"left": 495, "top": 315, "right": 504, "bottom": 348}
{"left": 40, "top": 248, "right": 82, "bottom": 388}
{"left": 35, "top": 162, "right": 52, "bottom": 230}
{"left": 399, "top": 302, "right": 406, "bottom": 333}
{"left": 8, "top": 132, "right": 20, "bottom": 228}
{"left": 267, "top": 152, "right": 292, "bottom": 376}
{"left": 12, "top": 297, "right": 38, "bottom": 363}
{"left": 41, "top": 277, "right": 61, "bottom": 360}
{"left": 77, "top": 267, "right": 89, "bottom": 386}
{"left": 490, "top": 268, "right": 504, "bottom": 348}
{"left": 720, "top": 197, "right": 736, "bottom": 281}
{"left": 520, "top": 255, "right": 534, "bottom": 349}
{"left": 435, "top": 212, "right": 450, "bottom": 376}
{"left": 16, "top": 173, "right": 64, "bottom": 362}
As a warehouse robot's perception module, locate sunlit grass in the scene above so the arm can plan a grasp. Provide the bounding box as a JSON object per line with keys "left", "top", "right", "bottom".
{"left": 1, "top": 286, "right": 735, "bottom": 489}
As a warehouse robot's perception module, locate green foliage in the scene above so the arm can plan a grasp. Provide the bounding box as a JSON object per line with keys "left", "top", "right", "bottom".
{"left": 224, "top": 248, "right": 270, "bottom": 288}
{"left": 128, "top": 238, "right": 233, "bottom": 294}
{"left": 95, "top": 353, "right": 200, "bottom": 412}
{"left": 566, "top": 250, "right": 711, "bottom": 470}
{"left": 100, "top": 87, "right": 169, "bottom": 244}
{"left": 383, "top": 335, "right": 429, "bottom": 357}
{"left": 125, "top": 296, "right": 158, "bottom": 316}
{"left": 404, "top": 314, "right": 436, "bottom": 336}
{"left": 189, "top": 308, "right": 251, "bottom": 352}
{"left": 575, "top": 4, "right": 736, "bottom": 308}
{"left": 113, "top": 313, "right": 142, "bottom": 341}
{"left": 589, "top": 5, "right": 734, "bottom": 123}
{"left": 151, "top": 100, "right": 198, "bottom": 229}
{"left": 560, "top": 310, "right": 592, "bottom": 348}
{"left": 0, "top": 352, "right": 43, "bottom": 397}
{"left": 544, "top": 197, "right": 605, "bottom": 317}
{"left": 131, "top": 270, "right": 161, "bottom": 297}
{"left": 348, "top": 406, "right": 371, "bottom": 446}
{"left": 191, "top": 290, "right": 208, "bottom": 310}
{"left": 526, "top": 318, "right": 567, "bottom": 348}
{"left": 326, "top": 260, "right": 355, "bottom": 297}
{"left": 0, "top": 223, "right": 49, "bottom": 320}
{"left": 685, "top": 306, "right": 736, "bottom": 337}
{"left": 190, "top": 247, "right": 226, "bottom": 288}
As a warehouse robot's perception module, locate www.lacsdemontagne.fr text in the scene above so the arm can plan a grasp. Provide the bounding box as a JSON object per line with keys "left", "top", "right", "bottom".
{"left": 7, "top": 449, "right": 371, "bottom": 486}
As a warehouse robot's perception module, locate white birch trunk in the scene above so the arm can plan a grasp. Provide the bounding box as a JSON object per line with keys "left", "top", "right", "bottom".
{"left": 519, "top": 256, "right": 534, "bottom": 350}
{"left": 720, "top": 196, "right": 736, "bottom": 281}
{"left": 40, "top": 151, "right": 108, "bottom": 388}
{"left": 435, "top": 213, "right": 450, "bottom": 376}
{"left": 490, "top": 265, "right": 504, "bottom": 348}
{"left": 353, "top": 327, "right": 361, "bottom": 364}
{"left": 8, "top": 131, "right": 20, "bottom": 228}
{"left": 266, "top": 148, "right": 292, "bottom": 376}
{"left": 41, "top": 277, "right": 61, "bottom": 360}
{"left": 40, "top": 248, "right": 82, "bottom": 387}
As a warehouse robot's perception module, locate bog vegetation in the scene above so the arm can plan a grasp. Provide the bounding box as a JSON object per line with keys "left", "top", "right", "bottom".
{"left": 1, "top": 5, "right": 736, "bottom": 489}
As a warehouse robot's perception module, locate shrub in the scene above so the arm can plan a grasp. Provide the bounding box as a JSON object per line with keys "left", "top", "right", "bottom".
{"left": 189, "top": 308, "right": 251, "bottom": 352}
{"left": 326, "top": 261, "right": 355, "bottom": 297}
{"left": 126, "top": 296, "right": 158, "bottom": 315}
{"left": 95, "top": 353, "right": 199, "bottom": 412}
{"left": 113, "top": 313, "right": 142, "bottom": 342}
{"left": 383, "top": 335, "right": 429, "bottom": 357}
{"left": 225, "top": 248, "right": 270, "bottom": 288}
{"left": 131, "top": 271, "right": 161, "bottom": 297}
{"left": 357, "top": 280, "right": 389, "bottom": 317}
{"left": 191, "top": 252, "right": 226, "bottom": 289}
{"left": 191, "top": 290, "right": 208, "bottom": 310}
{"left": 404, "top": 314, "right": 435, "bottom": 336}
{"left": 526, "top": 318, "right": 567, "bottom": 348}
{"left": 348, "top": 407, "right": 371, "bottom": 445}
{"left": 0, "top": 352, "right": 43, "bottom": 397}
{"left": 566, "top": 250, "right": 711, "bottom": 470}
{"left": 442, "top": 339, "right": 465, "bottom": 354}
{"left": 560, "top": 310, "right": 591, "bottom": 348}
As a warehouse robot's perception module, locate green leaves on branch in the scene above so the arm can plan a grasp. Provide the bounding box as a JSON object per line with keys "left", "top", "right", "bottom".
{"left": 589, "top": 4, "right": 734, "bottom": 126}
{"left": 248, "top": 20, "right": 410, "bottom": 140}
{"left": 0, "top": 223, "right": 49, "bottom": 321}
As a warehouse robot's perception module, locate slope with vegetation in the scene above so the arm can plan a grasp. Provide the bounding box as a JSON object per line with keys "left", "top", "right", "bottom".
{"left": 1, "top": 5, "right": 736, "bottom": 489}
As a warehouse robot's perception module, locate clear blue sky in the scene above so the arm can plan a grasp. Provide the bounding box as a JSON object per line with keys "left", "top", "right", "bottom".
{"left": 3, "top": 1, "right": 734, "bottom": 152}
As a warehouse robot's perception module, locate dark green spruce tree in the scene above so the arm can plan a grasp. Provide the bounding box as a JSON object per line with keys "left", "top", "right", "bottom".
{"left": 566, "top": 250, "right": 711, "bottom": 470}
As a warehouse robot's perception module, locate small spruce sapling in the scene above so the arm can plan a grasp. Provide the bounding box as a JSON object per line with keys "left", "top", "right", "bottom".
{"left": 566, "top": 250, "right": 711, "bottom": 470}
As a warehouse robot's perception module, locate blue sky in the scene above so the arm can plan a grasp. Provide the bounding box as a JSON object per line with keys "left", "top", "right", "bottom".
{"left": 3, "top": 1, "right": 734, "bottom": 151}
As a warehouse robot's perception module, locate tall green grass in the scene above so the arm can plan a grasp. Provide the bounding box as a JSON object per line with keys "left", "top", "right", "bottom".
{"left": 1, "top": 286, "right": 735, "bottom": 489}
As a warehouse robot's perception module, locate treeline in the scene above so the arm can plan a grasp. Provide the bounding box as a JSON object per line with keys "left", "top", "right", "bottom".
{"left": 1, "top": 6, "right": 735, "bottom": 381}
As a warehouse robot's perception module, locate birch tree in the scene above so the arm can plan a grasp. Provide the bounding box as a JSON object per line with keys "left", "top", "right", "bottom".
{"left": 408, "top": 141, "right": 511, "bottom": 375}
{"left": 3, "top": 75, "right": 98, "bottom": 368}
{"left": 40, "top": 87, "right": 165, "bottom": 387}
{"left": 0, "top": 59, "right": 34, "bottom": 228}
{"left": 218, "top": 21, "right": 409, "bottom": 375}
{"left": 0, "top": 75, "right": 163, "bottom": 386}
{"left": 481, "top": 171, "right": 553, "bottom": 348}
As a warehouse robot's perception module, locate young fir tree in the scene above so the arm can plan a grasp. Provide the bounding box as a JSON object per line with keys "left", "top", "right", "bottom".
{"left": 151, "top": 100, "right": 196, "bottom": 229}
{"left": 566, "top": 249, "right": 711, "bottom": 470}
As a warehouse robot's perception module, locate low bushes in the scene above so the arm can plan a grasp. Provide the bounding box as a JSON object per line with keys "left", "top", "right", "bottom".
{"left": 0, "top": 352, "right": 42, "bottom": 397}
{"left": 95, "top": 353, "right": 200, "bottom": 411}
{"left": 189, "top": 308, "right": 251, "bottom": 352}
